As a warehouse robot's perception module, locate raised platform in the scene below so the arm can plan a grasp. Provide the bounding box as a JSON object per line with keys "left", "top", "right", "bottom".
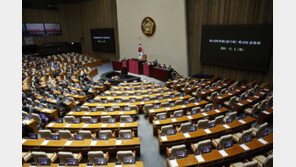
{"left": 100, "top": 71, "right": 141, "bottom": 85}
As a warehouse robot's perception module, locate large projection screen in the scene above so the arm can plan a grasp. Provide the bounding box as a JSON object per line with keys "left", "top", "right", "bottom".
{"left": 201, "top": 25, "right": 272, "bottom": 72}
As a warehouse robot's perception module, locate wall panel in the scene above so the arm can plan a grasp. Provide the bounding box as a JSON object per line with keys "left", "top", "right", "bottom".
{"left": 186, "top": 0, "right": 273, "bottom": 82}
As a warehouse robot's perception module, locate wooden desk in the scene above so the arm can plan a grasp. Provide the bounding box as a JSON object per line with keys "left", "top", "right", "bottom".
{"left": 165, "top": 77, "right": 186, "bottom": 88}
{"left": 197, "top": 79, "right": 234, "bottom": 99}
{"left": 257, "top": 107, "right": 273, "bottom": 125}
{"left": 40, "top": 108, "right": 59, "bottom": 120}
{"left": 167, "top": 133, "right": 273, "bottom": 167}
{"left": 112, "top": 84, "right": 159, "bottom": 89}
{"left": 233, "top": 88, "right": 271, "bottom": 112}
{"left": 84, "top": 95, "right": 193, "bottom": 111}
{"left": 66, "top": 110, "right": 137, "bottom": 118}
{"left": 213, "top": 85, "right": 248, "bottom": 106}
{"left": 173, "top": 79, "right": 199, "bottom": 92}
{"left": 97, "top": 90, "right": 178, "bottom": 100}
{"left": 45, "top": 122, "right": 138, "bottom": 135}
{"left": 23, "top": 137, "right": 141, "bottom": 155}
{"left": 23, "top": 161, "right": 144, "bottom": 167}
{"left": 148, "top": 100, "right": 209, "bottom": 122}
{"left": 22, "top": 119, "right": 38, "bottom": 133}
{"left": 152, "top": 107, "right": 229, "bottom": 135}
{"left": 158, "top": 116, "right": 256, "bottom": 151}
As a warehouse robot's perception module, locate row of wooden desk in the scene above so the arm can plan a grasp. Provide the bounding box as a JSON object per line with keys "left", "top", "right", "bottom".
{"left": 23, "top": 162, "right": 144, "bottom": 167}
{"left": 158, "top": 116, "right": 256, "bottom": 151}
{"left": 106, "top": 86, "right": 168, "bottom": 94}
{"left": 152, "top": 107, "right": 229, "bottom": 134}
{"left": 148, "top": 100, "right": 209, "bottom": 122}
{"left": 213, "top": 85, "right": 248, "bottom": 106}
{"left": 167, "top": 133, "right": 273, "bottom": 167}
{"left": 45, "top": 122, "right": 138, "bottom": 135}
{"left": 66, "top": 110, "right": 137, "bottom": 118}
{"left": 233, "top": 88, "right": 271, "bottom": 112}
{"left": 22, "top": 137, "right": 140, "bottom": 155}
{"left": 197, "top": 79, "right": 234, "bottom": 98}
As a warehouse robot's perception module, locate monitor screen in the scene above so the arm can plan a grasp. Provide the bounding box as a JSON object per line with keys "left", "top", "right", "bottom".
{"left": 224, "top": 140, "right": 233, "bottom": 149}
{"left": 226, "top": 118, "right": 232, "bottom": 123}
{"left": 200, "top": 145, "right": 212, "bottom": 154}
{"left": 44, "top": 23, "right": 61, "bottom": 36}
{"left": 90, "top": 119, "right": 98, "bottom": 124}
{"left": 166, "top": 129, "right": 176, "bottom": 136}
{"left": 124, "top": 107, "right": 131, "bottom": 111}
{"left": 93, "top": 157, "right": 107, "bottom": 165}
{"left": 175, "top": 112, "right": 183, "bottom": 118}
{"left": 25, "top": 23, "right": 45, "bottom": 36}
{"left": 29, "top": 133, "right": 38, "bottom": 139}
{"left": 158, "top": 114, "right": 167, "bottom": 120}
{"left": 122, "top": 156, "right": 135, "bottom": 165}
{"left": 191, "top": 110, "right": 198, "bottom": 115}
{"left": 122, "top": 133, "right": 133, "bottom": 139}
{"left": 176, "top": 150, "right": 188, "bottom": 159}
{"left": 24, "top": 116, "right": 30, "bottom": 120}
{"left": 108, "top": 118, "right": 116, "bottom": 124}
{"left": 66, "top": 158, "right": 79, "bottom": 166}
{"left": 201, "top": 25, "right": 272, "bottom": 72}
{"left": 51, "top": 134, "right": 60, "bottom": 140}
{"left": 243, "top": 135, "right": 253, "bottom": 143}
{"left": 187, "top": 126, "right": 197, "bottom": 132}
{"left": 75, "top": 108, "right": 81, "bottom": 112}
{"left": 209, "top": 122, "right": 216, "bottom": 128}
{"left": 99, "top": 134, "right": 109, "bottom": 140}
{"left": 74, "top": 134, "right": 84, "bottom": 141}
{"left": 261, "top": 130, "right": 269, "bottom": 137}
{"left": 91, "top": 28, "right": 115, "bottom": 53}
{"left": 38, "top": 158, "right": 51, "bottom": 166}
{"left": 55, "top": 118, "right": 64, "bottom": 123}
{"left": 126, "top": 117, "right": 134, "bottom": 123}
{"left": 107, "top": 108, "right": 114, "bottom": 112}
{"left": 73, "top": 119, "right": 80, "bottom": 124}
{"left": 91, "top": 108, "right": 97, "bottom": 112}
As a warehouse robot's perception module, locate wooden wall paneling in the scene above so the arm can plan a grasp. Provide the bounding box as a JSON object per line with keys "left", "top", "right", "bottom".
{"left": 186, "top": 0, "right": 273, "bottom": 82}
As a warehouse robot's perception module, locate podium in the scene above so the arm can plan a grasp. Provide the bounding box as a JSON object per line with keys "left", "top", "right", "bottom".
{"left": 128, "top": 59, "right": 146, "bottom": 74}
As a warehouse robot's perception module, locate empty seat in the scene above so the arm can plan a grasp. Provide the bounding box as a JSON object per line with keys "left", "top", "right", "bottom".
{"left": 160, "top": 102, "right": 169, "bottom": 108}
{"left": 101, "top": 116, "right": 112, "bottom": 123}
{"left": 82, "top": 116, "right": 92, "bottom": 123}
{"left": 144, "top": 104, "right": 153, "bottom": 114}
{"left": 38, "top": 129, "right": 52, "bottom": 139}
{"left": 206, "top": 92, "right": 218, "bottom": 101}
{"left": 212, "top": 134, "right": 233, "bottom": 150}
{"left": 156, "top": 113, "right": 167, "bottom": 120}
{"left": 167, "top": 144, "right": 186, "bottom": 158}
{"left": 59, "top": 130, "right": 72, "bottom": 139}
{"left": 116, "top": 150, "right": 134, "bottom": 162}
{"left": 88, "top": 151, "right": 107, "bottom": 164}
{"left": 78, "top": 130, "right": 93, "bottom": 139}
{"left": 64, "top": 116, "right": 75, "bottom": 123}
{"left": 107, "top": 98, "right": 115, "bottom": 103}
{"left": 31, "top": 151, "right": 58, "bottom": 163}
{"left": 191, "top": 139, "right": 212, "bottom": 154}
{"left": 175, "top": 100, "right": 183, "bottom": 106}
{"left": 233, "top": 129, "right": 253, "bottom": 144}
{"left": 197, "top": 119, "right": 209, "bottom": 129}
{"left": 179, "top": 122, "right": 192, "bottom": 132}
{"left": 31, "top": 113, "right": 42, "bottom": 127}
{"left": 96, "top": 106, "right": 105, "bottom": 112}
{"left": 120, "top": 115, "right": 132, "bottom": 122}
{"left": 112, "top": 106, "right": 121, "bottom": 111}
{"left": 192, "top": 87, "right": 202, "bottom": 96}
{"left": 118, "top": 130, "right": 132, "bottom": 138}
{"left": 81, "top": 106, "right": 90, "bottom": 112}
{"left": 202, "top": 103, "right": 213, "bottom": 113}
{"left": 224, "top": 96, "right": 236, "bottom": 108}
{"left": 58, "top": 151, "right": 82, "bottom": 164}
{"left": 22, "top": 111, "right": 29, "bottom": 117}
{"left": 231, "top": 160, "right": 259, "bottom": 167}
{"left": 213, "top": 115, "right": 224, "bottom": 125}
{"left": 135, "top": 97, "right": 143, "bottom": 102}
{"left": 99, "top": 130, "right": 113, "bottom": 138}
{"left": 160, "top": 125, "right": 174, "bottom": 136}
{"left": 244, "top": 103, "right": 259, "bottom": 116}
{"left": 253, "top": 155, "right": 273, "bottom": 167}
{"left": 224, "top": 111, "right": 237, "bottom": 123}
{"left": 22, "top": 152, "right": 32, "bottom": 163}
{"left": 252, "top": 122, "right": 268, "bottom": 138}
